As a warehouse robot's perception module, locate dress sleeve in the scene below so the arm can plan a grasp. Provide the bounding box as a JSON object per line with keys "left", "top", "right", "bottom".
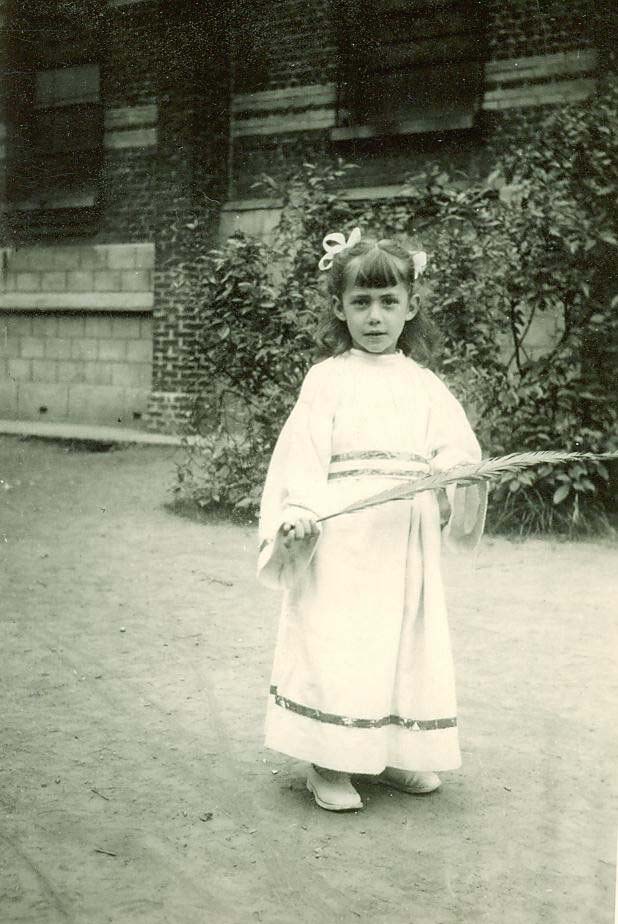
{"left": 424, "top": 370, "right": 487, "bottom": 552}
{"left": 257, "top": 361, "right": 335, "bottom": 589}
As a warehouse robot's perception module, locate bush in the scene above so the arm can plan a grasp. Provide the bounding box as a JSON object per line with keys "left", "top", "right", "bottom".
{"left": 173, "top": 161, "right": 357, "bottom": 514}
{"left": 173, "top": 79, "right": 617, "bottom": 535}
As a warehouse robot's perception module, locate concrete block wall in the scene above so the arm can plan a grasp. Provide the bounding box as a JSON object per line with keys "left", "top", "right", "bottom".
{"left": 0, "top": 243, "right": 154, "bottom": 426}
{"left": 0, "top": 312, "right": 152, "bottom": 425}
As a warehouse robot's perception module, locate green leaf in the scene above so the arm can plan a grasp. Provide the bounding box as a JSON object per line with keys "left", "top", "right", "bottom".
{"left": 553, "top": 484, "right": 570, "bottom": 505}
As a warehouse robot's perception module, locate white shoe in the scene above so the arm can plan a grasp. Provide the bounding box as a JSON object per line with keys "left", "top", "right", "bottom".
{"left": 306, "top": 765, "right": 363, "bottom": 812}
{"left": 367, "top": 768, "right": 441, "bottom": 794}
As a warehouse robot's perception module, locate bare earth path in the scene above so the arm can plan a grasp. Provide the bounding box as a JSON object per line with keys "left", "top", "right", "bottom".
{"left": 0, "top": 436, "right": 616, "bottom": 924}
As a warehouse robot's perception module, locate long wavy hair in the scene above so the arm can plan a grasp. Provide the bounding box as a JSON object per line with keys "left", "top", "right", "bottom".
{"left": 315, "top": 237, "right": 441, "bottom": 365}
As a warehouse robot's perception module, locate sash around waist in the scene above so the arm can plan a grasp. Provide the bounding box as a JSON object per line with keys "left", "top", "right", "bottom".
{"left": 328, "top": 449, "right": 431, "bottom": 481}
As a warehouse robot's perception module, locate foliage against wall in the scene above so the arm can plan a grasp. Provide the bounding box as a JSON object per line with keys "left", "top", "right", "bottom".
{"left": 175, "top": 76, "right": 617, "bottom": 535}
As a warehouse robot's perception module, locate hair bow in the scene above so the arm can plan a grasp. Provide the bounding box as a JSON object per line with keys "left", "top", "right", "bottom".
{"left": 318, "top": 227, "right": 362, "bottom": 271}
{"left": 412, "top": 250, "right": 427, "bottom": 280}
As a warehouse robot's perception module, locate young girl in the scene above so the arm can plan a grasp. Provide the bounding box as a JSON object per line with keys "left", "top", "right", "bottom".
{"left": 257, "top": 230, "right": 486, "bottom": 812}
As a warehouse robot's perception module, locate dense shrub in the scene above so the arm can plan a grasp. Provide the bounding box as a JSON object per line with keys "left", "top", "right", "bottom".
{"left": 174, "top": 78, "right": 617, "bottom": 535}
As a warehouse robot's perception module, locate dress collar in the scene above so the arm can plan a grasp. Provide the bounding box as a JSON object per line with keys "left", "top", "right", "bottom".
{"left": 348, "top": 348, "right": 404, "bottom": 364}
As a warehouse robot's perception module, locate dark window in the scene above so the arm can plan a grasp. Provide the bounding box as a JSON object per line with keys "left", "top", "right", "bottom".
{"left": 8, "top": 64, "right": 102, "bottom": 235}
{"left": 335, "top": 0, "right": 487, "bottom": 138}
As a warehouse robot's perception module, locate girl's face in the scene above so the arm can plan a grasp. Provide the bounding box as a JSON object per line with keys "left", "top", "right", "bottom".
{"left": 335, "top": 281, "right": 418, "bottom": 354}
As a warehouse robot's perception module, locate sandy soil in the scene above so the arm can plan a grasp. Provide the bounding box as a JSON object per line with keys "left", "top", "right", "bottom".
{"left": 0, "top": 435, "right": 616, "bottom": 924}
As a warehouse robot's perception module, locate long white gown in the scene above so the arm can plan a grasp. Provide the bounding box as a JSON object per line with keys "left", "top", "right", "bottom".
{"left": 258, "top": 349, "right": 486, "bottom": 774}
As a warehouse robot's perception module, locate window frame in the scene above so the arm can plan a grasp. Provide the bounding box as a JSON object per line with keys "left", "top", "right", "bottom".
{"left": 7, "top": 62, "right": 103, "bottom": 238}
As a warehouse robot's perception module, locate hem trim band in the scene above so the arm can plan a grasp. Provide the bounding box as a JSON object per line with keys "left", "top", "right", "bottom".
{"left": 270, "top": 685, "right": 457, "bottom": 731}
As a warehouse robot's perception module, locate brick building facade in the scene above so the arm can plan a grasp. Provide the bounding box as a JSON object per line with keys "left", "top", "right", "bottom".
{"left": 0, "top": 0, "right": 612, "bottom": 432}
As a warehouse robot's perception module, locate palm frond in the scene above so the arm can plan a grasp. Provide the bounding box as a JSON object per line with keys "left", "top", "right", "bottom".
{"left": 318, "top": 451, "right": 618, "bottom": 522}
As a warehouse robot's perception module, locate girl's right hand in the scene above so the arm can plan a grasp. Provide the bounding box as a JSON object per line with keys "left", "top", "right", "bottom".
{"left": 282, "top": 517, "right": 321, "bottom": 543}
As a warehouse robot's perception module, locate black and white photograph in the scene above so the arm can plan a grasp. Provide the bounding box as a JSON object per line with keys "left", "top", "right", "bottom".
{"left": 1, "top": 1, "right": 616, "bottom": 922}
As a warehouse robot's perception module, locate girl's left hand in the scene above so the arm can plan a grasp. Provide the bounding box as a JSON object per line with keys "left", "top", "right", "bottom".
{"left": 282, "top": 517, "right": 321, "bottom": 544}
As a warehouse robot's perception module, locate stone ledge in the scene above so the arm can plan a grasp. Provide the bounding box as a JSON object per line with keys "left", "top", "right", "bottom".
{"left": 107, "top": 0, "right": 157, "bottom": 7}
{"left": 485, "top": 49, "right": 598, "bottom": 84}
{"left": 0, "top": 292, "right": 154, "bottom": 311}
{"left": 104, "top": 127, "right": 158, "bottom": 150}
{"left": 0, "top": 418, "right": 181, "bottom": 444}
{"left": 483, "top": 78, "right": 596, "bottom": 111}
{"left": 104, "top": 104, "right": 158, "bottom": 130}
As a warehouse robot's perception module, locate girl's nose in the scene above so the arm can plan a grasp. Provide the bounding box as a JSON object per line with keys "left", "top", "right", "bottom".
{"left": 368, "top": 301, "right": 381, "bottom": 322}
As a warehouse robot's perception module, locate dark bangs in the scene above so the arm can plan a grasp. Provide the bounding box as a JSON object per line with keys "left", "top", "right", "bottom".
{"left": 344, "top": 245, "right": 409, "bottom": 291}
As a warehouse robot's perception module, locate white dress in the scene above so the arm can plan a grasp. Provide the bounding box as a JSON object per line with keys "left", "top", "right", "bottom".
{"left": 258, "top": 349, "right": 486, "bottom": 774}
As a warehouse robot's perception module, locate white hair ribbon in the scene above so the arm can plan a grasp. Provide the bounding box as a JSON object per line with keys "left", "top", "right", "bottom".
{"left": 412, "top": 250, "right": 428, "bottom": 280}
{"left": 318, "top": 227, "right": 362, "bottom": 271}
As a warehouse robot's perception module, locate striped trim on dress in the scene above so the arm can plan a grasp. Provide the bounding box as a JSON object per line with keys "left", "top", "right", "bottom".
{"left": 328, "top": 449, "right": 431, "bottom": 482}
{"left": 270, "top": 685, "right": 456, "bottom": 731}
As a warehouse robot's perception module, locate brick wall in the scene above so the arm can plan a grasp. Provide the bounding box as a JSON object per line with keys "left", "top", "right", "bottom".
{"left": 1, "top": 0, "right": 612, "bottom": 434}
{"left": 143, "top": 2, "right": 229, "bottom": 433}
{"left": 98, "top": 3, "right": 161, "bottom": 243}
{"left": 228, "top": 0, "right": 604, "bottom": 198}
{"left": 234, "top": 0, "right": 336, "bottom": 94}
{"left": 0, "top": 242, "right": 153, "bottom": 425}
{"left": 488, "top": 0, "right": 598, "bottom": 60}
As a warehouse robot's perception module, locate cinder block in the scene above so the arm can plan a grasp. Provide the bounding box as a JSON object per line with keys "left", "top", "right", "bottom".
{"left": 98, "top": 339, "right": 126, "bottom": 361}
{"left": 112, "top": 317, "right": 141, "bottom": 339}
{"left": 46, "top": 249, "right": 81, "bottom": 271}
{"left": 45, "top": 338, "right": 72, "bottom": 360}
{"left": 67, "top": 384, "right": 126, "bottom": 425}
{"left": 18, "top": 383, "right": 69, "bottom": 419}
{"left": 107, "top": 246, "right": 137, "bottom": 270}
{"left": 71, "top": 338, "right": 98, "bottom": 361}
{"left": 121, "top": 270, "right": 151, "bottom": 292}
{"left": 2, "top": 315, "right": 32, "bottom": 336}
{"left": 8, "top": 358, "right": 31, "bottom": 382}
{"left": 111, "top": 363, "right": 144, "bottom": 387}
{"left": 94, "top": 270, "right": 122, "bottom": 292}
{"left": 57, "top": 317, "right": 85, "bottom": 338}
{"left": 31, "top": 316, "right": 58, "bottom": 337}
{"left": 66, "top": 270, "right": 94, "bottom": 292}
{"left": 6, "top": 250, "right": 34, "bottom": 271}
{"left": 84, "top": 316, "right": 113, "bottom": 338}
{"left": 28, "top": 249, "right": 60, "bottom": 271}
{"left": 133, "top": 245, "right": 155, "bottom": 268}
{"left": 140, "top": 317, "right": 153, "bottom": 338}
{"left": 16, "top": 273, "right": 40, "bottom": 292}
{"left": 1, "top": 273, "right": 17, "bottom": 292}
{"left": 0, "top": 337, "right": 20, "bottom": 358}
{"left": 124, "top": 387, "right": 150, "bottom": 419}
{"left": 137, "top": 363, "right": 152, "bottom": 387}
{"left": 31, "top": 360, "right": 58, "bottom": 383}
{"left": 78, "top": 248, "right": 109, "bottom": 269}
{"left": 57, "top": 361, "right": 86, "bottom": 384}
{"left": 20, "top": 337, "right": 45, "bottom": 359}
{"left": 84, "top": 361, "right": 113, "bottom": 385}
{"left": 126, "top": 339, "right": 152, "bottom": 363}
{"left": 0, "top": 380, "right": 18, "bottom": 416}
{"left": 40, "top": 271, "right": 67, "bottom": 292}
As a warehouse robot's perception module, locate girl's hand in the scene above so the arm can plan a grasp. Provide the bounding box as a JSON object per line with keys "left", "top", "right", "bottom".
{"left": 282, "top": 517, "right": 321, "bottom": 544}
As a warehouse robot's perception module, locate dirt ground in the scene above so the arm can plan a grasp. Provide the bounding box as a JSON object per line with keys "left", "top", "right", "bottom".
{"left": 0, "top": 435, "right": 616, "bottom": 924}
